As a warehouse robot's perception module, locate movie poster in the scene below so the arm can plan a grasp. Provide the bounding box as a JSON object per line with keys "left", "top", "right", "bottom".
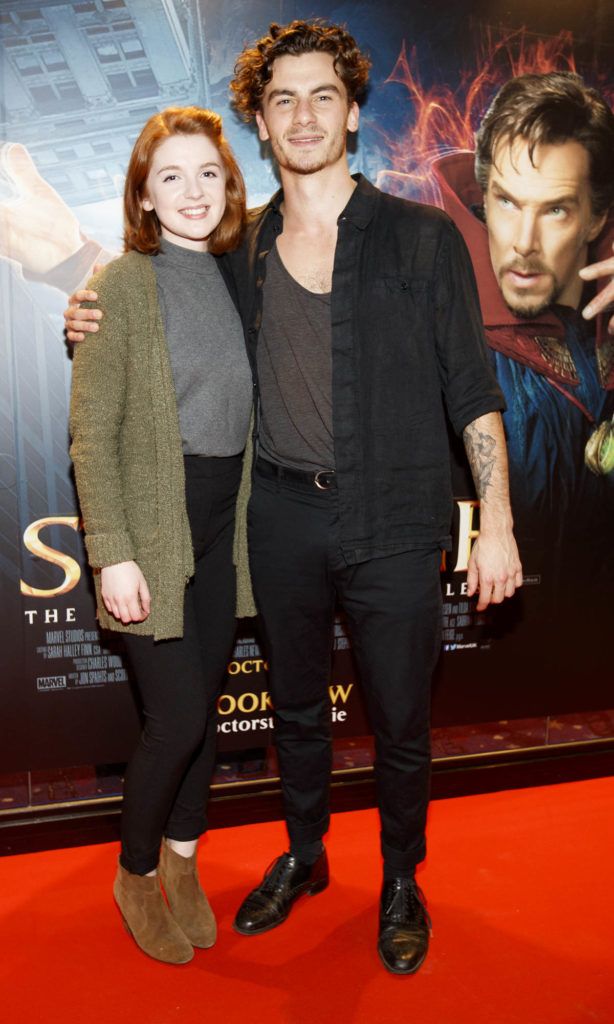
{"left": 1, "top": 0, "right": 612, "bottom": 771}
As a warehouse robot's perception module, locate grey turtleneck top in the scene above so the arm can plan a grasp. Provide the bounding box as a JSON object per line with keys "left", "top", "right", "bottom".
{"left": 151, "top": 238, "right": 252, "bottom": 456}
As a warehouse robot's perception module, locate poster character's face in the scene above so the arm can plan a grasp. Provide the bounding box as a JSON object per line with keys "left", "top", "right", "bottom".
{"left": 484, "top": 137, "right": 606, "bottom": 318}
{"left": 141, "top": 133, "right": 227, "bottom": 251}
{"left": 255, "top": 52, "right": 359, "bottom": 175}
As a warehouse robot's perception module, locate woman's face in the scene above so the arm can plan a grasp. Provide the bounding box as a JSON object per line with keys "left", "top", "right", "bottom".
{"left": 141, "top": 133, "right": 227, "bottom": 251}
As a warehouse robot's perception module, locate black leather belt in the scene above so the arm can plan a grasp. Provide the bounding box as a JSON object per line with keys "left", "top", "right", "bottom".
{"left": 255, "top": 458, "right": 337, "bottom": 490}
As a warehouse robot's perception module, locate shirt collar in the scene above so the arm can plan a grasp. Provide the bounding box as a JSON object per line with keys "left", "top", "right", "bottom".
{"left": 340, "top": 174, "right": 379, "bottom": 229}
{"left": 265, "top": 173, "right": 377, "bottom": 230}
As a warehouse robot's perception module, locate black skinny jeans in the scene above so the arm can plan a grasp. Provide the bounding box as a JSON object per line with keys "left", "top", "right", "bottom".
{"left": 119, "top": 454, "right": 241, "bottom": 875}
{"left": 248, "top": 461, "right": 443, "bottom": 874}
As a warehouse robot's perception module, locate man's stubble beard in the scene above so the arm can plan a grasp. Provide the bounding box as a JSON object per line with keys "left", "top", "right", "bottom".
{"left": 270, "top": 128, "right": 347, "bottom": 176}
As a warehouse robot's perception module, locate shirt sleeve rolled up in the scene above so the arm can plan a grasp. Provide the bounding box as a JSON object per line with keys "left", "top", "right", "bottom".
{"left": 433, "top": 219, "right": 505, "bottom": 436}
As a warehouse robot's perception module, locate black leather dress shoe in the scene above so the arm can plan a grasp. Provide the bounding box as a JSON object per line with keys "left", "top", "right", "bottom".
{"left": 233, "top": 850, "right": 329, "bottom": 935}
{"left": 377, "top": 877, "right": 432, "bottom": 975}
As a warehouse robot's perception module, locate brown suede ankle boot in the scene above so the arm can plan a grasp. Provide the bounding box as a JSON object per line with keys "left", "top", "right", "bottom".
{"left": 158, "top": 840, "right": 217, "bottom": 948}
{"left": 113, "top": 863, "right": 194, "bottom": 964}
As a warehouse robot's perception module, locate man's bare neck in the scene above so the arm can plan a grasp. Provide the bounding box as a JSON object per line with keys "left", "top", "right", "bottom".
{"left": 279, "top": 163, "right": 356, "bottom": 233}
{"left": 274, "top": 165, "right": 356, "bottom": 294}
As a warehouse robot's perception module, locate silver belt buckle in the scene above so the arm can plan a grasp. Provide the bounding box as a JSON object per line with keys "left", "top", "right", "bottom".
{"left": 314, "top": 470, "right": 334, "bottom": 490}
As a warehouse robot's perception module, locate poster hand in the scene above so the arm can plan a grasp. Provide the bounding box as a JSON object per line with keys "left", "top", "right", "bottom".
{"left": 580, "top": 242, "right": 614, "bottom": 335}
{"left": 0, "top": 143, "right": 81, "bottom": 274}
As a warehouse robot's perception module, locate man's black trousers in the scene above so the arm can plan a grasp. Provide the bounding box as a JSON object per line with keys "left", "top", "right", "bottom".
{"left": 248, "top": 461, "right": 443, "bottom": 873}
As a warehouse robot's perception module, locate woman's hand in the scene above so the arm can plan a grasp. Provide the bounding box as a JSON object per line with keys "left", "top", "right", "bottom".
{"left": 100, "top": 561, "right": 151, "bottom": 623}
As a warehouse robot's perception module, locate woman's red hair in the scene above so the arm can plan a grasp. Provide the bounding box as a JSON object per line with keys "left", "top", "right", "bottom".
{"left": 123, "top": 107, "right": 246, "bottom": 255}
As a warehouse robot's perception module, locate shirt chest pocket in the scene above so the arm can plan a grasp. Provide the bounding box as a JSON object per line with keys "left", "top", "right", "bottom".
{"left": 379, "top": 275, "right": 430, "bottom": 296}
{"left": 368, "top": 275, "right": 431, "bottom": 314}
{"left": 365, "top": 276, "right": 433, "bottom": 354}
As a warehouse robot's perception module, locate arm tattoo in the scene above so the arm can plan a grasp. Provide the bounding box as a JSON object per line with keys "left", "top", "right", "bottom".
{"left": 463, "top": 423, "right": 496, "bottom": 500}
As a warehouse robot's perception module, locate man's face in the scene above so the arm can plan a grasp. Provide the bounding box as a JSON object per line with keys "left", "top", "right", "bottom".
{"left": 255, "top": 52, "right": 359, "bottom": 175}
{"left": 484, "top": 137, "right": 606, "bottom": 318}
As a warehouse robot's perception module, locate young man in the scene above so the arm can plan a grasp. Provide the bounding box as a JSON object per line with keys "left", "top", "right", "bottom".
{"left": 66, "top": 21, "right": 523, "bottom": 974}
{"left": 223, "top": 21, "right": 522, "bottom": 975}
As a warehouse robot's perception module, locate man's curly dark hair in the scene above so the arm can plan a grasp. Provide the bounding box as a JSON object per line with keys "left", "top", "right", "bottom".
{"left": 231, "top": 20, "right": 371, "bottom": 120}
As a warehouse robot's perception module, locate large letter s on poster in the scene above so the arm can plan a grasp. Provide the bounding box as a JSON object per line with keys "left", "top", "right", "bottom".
{"left": 20, "top": 517, "right": 82, "bottom": 597}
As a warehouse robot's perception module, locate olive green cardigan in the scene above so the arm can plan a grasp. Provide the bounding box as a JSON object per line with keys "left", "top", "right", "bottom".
{"left": 69, "top": 250, "right": 256, "bottom": 640}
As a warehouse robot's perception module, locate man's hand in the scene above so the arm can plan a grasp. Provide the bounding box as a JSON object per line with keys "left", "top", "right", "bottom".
{"left": 463, "top": 411, "right": 523, "bottom": 610}
{"left": 580, "top": 241, "right": 614, "bottom": 335}
{"left": 0, "top": 143, "right": 82, "bottom": 274}
{"left": 467, "top": 529, "right": 523, "bottom": 612}
{"left": 100, "top": 561, "right": 151, "bottom": 624}
{"left": 64, "top": 287, "right": 103, "bottom": 342}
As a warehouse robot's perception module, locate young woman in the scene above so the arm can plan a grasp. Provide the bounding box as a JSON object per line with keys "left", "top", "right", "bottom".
{"left": 70, "top": 107, "right": 255, "bottom": 965}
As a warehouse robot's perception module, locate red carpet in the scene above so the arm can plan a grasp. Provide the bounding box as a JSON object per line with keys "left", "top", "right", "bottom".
{"left": 1, "top": 777, "right": 612, "bottom": 1024}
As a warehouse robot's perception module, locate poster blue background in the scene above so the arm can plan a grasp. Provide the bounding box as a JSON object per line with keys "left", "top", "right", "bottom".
{"left": 1, "top": 0, "right": 613, "bottom": 771}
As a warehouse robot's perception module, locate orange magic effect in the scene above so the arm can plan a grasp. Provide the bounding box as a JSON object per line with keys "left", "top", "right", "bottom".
{"left": 374, "top": 28, "right": 596, "bottom": 205}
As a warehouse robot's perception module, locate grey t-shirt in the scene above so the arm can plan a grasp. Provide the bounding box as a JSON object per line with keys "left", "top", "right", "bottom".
{"left": 152, "top": 238, "right": 252, "bottom": 456}
{"left": 257, "top": 242, "right": 334, "bottom": 471}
